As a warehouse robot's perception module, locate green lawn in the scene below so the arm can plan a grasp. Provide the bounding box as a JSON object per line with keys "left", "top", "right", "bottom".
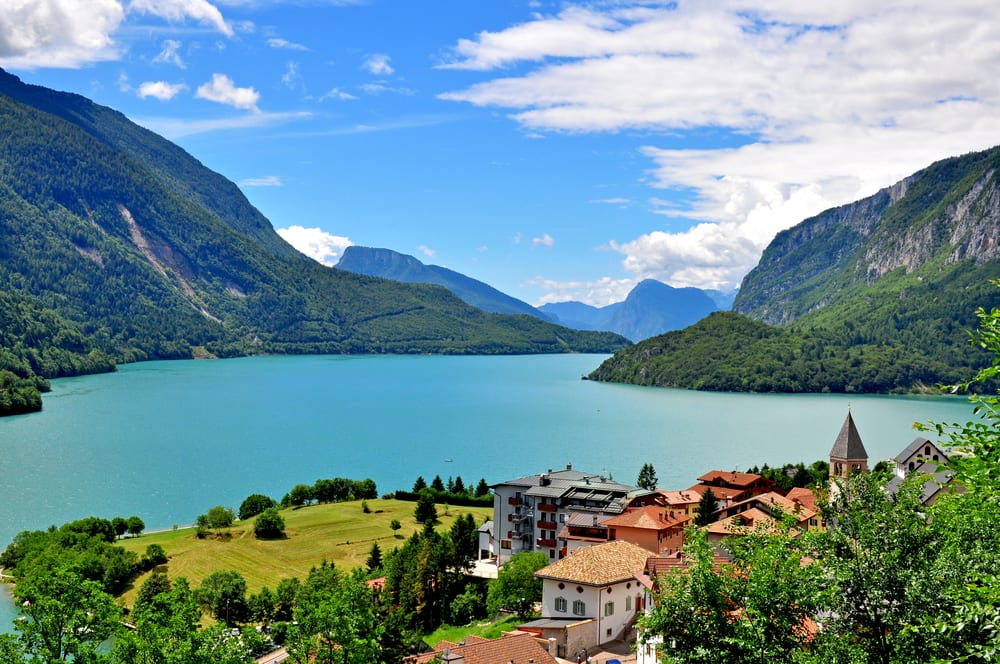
{"left": 423, "top": 615, "right": 527, "bottom": 649}
{"left": 118, "top": 498, "right": 492, "bottom": 608}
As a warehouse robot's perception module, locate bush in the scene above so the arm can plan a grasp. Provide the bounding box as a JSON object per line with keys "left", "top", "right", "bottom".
{"left": 254, "top": 508, "right": 285, "bottom": 540}
{"left": 239, "top": 493, "right": 277, "bottom": 520}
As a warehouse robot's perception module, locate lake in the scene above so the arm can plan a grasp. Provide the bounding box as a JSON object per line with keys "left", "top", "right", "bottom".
{"left": 0, "top": 353, "right": 978, "bottom": 628}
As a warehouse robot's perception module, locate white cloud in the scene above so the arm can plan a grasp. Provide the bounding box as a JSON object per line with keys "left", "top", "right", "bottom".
{"left": 362, "top": 53, "right": 393, "bottom": 75}
{"left": 281, "top": 61, "right": 301, "bottom": 89}
{"left": 0, "top": 0, "right": 124, "bottom": 68}
{"left": 239, "top": 175, "right": 282, "bottom": 187}
{"left": 195, "top": 72, "right": 259, "bottom": 110}
{"left": 320, "top": 87, "right": 356, "bottom": 101}
{"left": 129, "top": 0, "right": 233, "bottom": 37}
{"left": 137, "top": 80, "right": 186, "bottom": 100}
{"left": 416, "top": 244, "right": 436, "bottom": 258}
{"left": 152, "top": 39, "right": 184, "bottom": 68}
{"left": 135, "top": 109, "right": 311, "bottom": 138}
{"left": 267, "top": 37, "right": 307, "bottom": 51}
{"left": 512, "top": 232, "right": 522, "bottom": 245}
{"left": 523, "top": 275, "right": 635, "bottom": 307}
{"left": 591, "top": 197, "right": 630, "bottom": 206}
{"left": 532, "top": 233, "right": 554, "bottom": 250}
{"left": 276, "top": 226, "right": 353, "bottom": 266}
{"left": 360, "top": 82, "right": 413, "bottom": 96}
{"left": 441, "top": 0, "right": 1000, "bottom": 289}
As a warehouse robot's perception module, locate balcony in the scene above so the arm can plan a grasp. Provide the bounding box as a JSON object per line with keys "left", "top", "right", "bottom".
{"left": 538, "top": 503, "right": 557, "bottom": 513}
{"left": 508, "top": 496, "right": 521, "bottom": 506}
{"left": 538, "top": 520, "right": 557, "bottom": 530}
{"left": 536, "top": 538, "right": 558, "bottom": 548}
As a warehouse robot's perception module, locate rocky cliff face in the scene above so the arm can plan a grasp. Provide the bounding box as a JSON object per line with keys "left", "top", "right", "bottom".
{"left": 734, "top": 146, "right": 1000, "bottom": 326}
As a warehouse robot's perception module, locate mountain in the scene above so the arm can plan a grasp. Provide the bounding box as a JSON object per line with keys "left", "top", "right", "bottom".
{"left": 0, "top": 69, "right": 629, "bottom": 414}
{"left": 590, "top": 146, "right": 1000, "bottom": 392}
{"left": 335, "top": 246, "right": 552, "bottom": 320}
{"left": 540, "top": 279, "right": 720, "bottom": 342}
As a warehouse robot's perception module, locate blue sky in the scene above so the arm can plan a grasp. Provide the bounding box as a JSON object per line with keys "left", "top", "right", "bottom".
{"left": 3, "top": 1, "right": 1000, "bottom": 306}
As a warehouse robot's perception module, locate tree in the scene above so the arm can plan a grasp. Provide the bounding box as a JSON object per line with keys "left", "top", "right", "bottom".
{"left": 414, "top": 489, "right": 437, "bottom": 524}
{"left": 126, "top": 515, "right": 145, "bottom": 537}
{"left": 449, "top": 513, "right": 478, "bottom": 570}
{"left": 248, "top": 586, "right": 277, "bottom": 624}
{"left": 412, "top": 476, "right": 427, "bottom": 492}
{"left": 430, "top": 475, "right": 445, "bottom": 492}
{"left": 197, "top": 570, "right": 248, "bottom": 627}
{"left": 274, "top": 577, "right": 301, "bottom": 622}
{"left": 286, "top": 483, "right": 314, "bottom": 507}
{"left": 637, "top": 462, "right": 658, "bottom": 491}
{"left": 238, "top": 493, "right": 276, "bottom": 520}
{"left": 144, "top": 542, "right": 168, "bottom": 566}
{"left": 367, "top": 542, "right": 382, "bottom": 572}
{"left": 453, "top": 476, "right": 466, "bottom": 495}
{"left": 134, "top": 569, "right": 172, "bottom": 615}
{"left": 112, "top": 516, "right": 128, "bottom": 540}
{"left": 486, "top": 551, "right": 547, "bottom": 619}
{"left": 694, "top": 487, "right": 718, "bottom": 527}
{"left": 475, "top": 478, "right": 490, "bottom": 497}
{"left": 253, "top": 507, "right": 285, "bottom": 539}
{"left": 13, "top": 564, "right": 121, "bottom": 664}
{"left": 389, "top": 518, "right": 402, "bottom": 536}
{"left": 286, "top": 563, "right": 383, "bottom": 664}
{"left": 203, "top": 505, "right": 235, "bottom": 532}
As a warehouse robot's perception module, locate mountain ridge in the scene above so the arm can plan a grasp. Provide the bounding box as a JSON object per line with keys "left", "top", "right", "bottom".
{"left": 0, "top": 69, "right": 629, "bottom": 414}
{"left": 590, "top": 145, "right": 1000, "bottom": 392}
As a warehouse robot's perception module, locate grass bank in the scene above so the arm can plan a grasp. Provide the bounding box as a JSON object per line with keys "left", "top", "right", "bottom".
{"left": 118, "top": 498, "right": 492, "bottom": 608}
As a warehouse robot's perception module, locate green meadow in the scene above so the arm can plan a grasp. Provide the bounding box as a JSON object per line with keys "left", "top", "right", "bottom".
{"left": 118, "top": 498, "right": 493, "bottom": 608}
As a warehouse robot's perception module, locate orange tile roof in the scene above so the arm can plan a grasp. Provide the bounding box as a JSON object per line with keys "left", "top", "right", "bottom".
{"left": 535, "top": 539, "right": 651, "bottom": 586}
{"left": 603, "top": 506, "right": 689, "bottom": 531}
{"left": 785, "top": 487, "right": 819, "bottom": 511}
{"left": 657, "top": 488, "right": 703, "bottom": 505}
{"left": 727, "top": 491, "right": 817, "bottom": 521}
{"left": 697, "top": 470, "right": 769, "bottom": 488}
{"left": 409, "top": 632, "right": 557, "bottom": 664}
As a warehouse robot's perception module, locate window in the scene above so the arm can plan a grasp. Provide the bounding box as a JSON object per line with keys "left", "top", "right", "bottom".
{"left": 555, "top": 597, "right": 567, "bottom": 613}
{"left": 559, "top": 513, "right": 566, "bottom": 523}
{"left": 500, "top": 539, "right": 511, "bottom": 550}
{"left": 572, "top": 600, "right": 586, "bottom": 616}
{"left": 604, "top": 601, "right": 615, "bottom": 616}
{"left": 549, "top": 549, "right": 555, "bottom": 559}
{"left": 625, "top": 595, "right": 632, "bottom": 612}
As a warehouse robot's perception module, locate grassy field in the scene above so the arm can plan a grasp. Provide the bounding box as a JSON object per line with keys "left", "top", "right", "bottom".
{"left": 423, "top": 616, "right": 525, "bottom": 648}
{"left": 117, "top": 498, "right": 492, "bottom": 609}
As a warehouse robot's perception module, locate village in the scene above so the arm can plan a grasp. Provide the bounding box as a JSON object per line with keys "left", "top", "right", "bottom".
{"left": 412, "top": 411, "right": 955, "bottom": 664}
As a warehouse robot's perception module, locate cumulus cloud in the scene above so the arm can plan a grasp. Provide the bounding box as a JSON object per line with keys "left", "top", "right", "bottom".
{"left": 0, "top": 0, "right": 124, "bottom": 68}
{"left": 441, "top": 0, "right": 1000, "bottom": 289}
{"left": 532, "top": 233, "right": 554, "bottom": 250}
{"left": 523, "top": 275, "right": 635, "bottom": 307}
{"left": 129, "top": 0, "right": 232, "bottom": 36}
{"left": 276, "top": 226, "right": 353, "bottom": 266}
{"left": 196, "top": 73, "right": 259, "bottom": 110}
{"left": 152, "top": 39, "right": 184, "bottom": 68}
{"left": 362, "top": 53, "right": 393, "bottom": 75}
{"left": 137, "top": 80, "right": 186, "bottom": 100}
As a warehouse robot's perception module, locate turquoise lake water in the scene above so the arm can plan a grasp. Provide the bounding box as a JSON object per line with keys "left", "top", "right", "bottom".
{"left": 0, "top": 353, "right": 978, "bottom": 628}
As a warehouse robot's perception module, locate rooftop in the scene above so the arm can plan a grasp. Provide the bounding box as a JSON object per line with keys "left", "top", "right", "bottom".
{"left": 603, "top": 505, "right": 690, "bottom": 531}
{"left": 409, "top": 632, "right": 558, "bottom": 664}
{"left": 830, "top": 411, "right": 869, "bottom": 461}
{"left": 535, "top": 539, "right": 651, "bottom": 586}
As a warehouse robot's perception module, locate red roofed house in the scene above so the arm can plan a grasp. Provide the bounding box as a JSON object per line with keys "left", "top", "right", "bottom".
{"left": 407, "top": 632, "right": 558, "bottom": 664}
{"left": 603, "top": 505, "right": 689, "bottom": 555}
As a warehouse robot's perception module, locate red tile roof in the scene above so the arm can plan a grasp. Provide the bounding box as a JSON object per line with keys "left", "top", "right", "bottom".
{"left": 409, "top": 632, "right": 557, "bottom": 664}
{"left": 603, "top": 505, "right": 689, "bottom": 531}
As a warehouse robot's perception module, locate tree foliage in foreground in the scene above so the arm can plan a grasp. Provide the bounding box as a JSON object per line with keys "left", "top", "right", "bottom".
{"left": 641, "top": 285, "right": 1000, "bottom": 663}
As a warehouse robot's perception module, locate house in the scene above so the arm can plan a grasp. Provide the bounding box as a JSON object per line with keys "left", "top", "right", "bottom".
{"left": 407, "top": 632, "right": 559, "bottom": 664}
{"left": 714, "top": 490, "right": 822, "bottom": 533}
{"left": 478, "top": 520, "right": 494, "bottom": 560}
{"left": 519, "top": 539, "right": 651, "bottom": 658}
{"left": 492, "top": 465, "right": 637, "bottom": 564}
{"left": 686, "top": 470, "right": 774, "bottom": 508}
{"left": 704, "top": 507, "right": 801, "bottom": 544}
{"left": 603, "top": 506, "right": 689, "bottom": 554}
{"left": 884, "top": 436, "right": 957, "bottom": 505}
{"left": 655, "top": 488, "right": 703, "bottom": 516}
{"left": 559, "top": 511, "right": 613, "bottom": 557}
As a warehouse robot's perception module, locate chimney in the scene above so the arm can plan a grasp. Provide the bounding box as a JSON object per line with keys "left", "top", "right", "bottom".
{"left": 567, "top": 463, "right": 573, "bottom": 471}
{"left": 440, "top": 649, "right": 465, "bottom": 663}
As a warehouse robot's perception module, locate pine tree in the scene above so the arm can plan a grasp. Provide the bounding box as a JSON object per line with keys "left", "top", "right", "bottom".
{"left": 637, "top": 463, "right": 658, "bottom": 491}
{"left": 695, "top": 487, "right": 718, "bottom": 527}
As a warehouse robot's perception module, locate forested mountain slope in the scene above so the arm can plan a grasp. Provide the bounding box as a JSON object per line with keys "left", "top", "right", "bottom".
{"left": 336, "top": 246, "right": 551, "bottom": 319}
{"left": 0, "top": 70, "right": 628, "bottom": 414}
{"left": 591, "top": 146, "right": 1000, "bottom": 392}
